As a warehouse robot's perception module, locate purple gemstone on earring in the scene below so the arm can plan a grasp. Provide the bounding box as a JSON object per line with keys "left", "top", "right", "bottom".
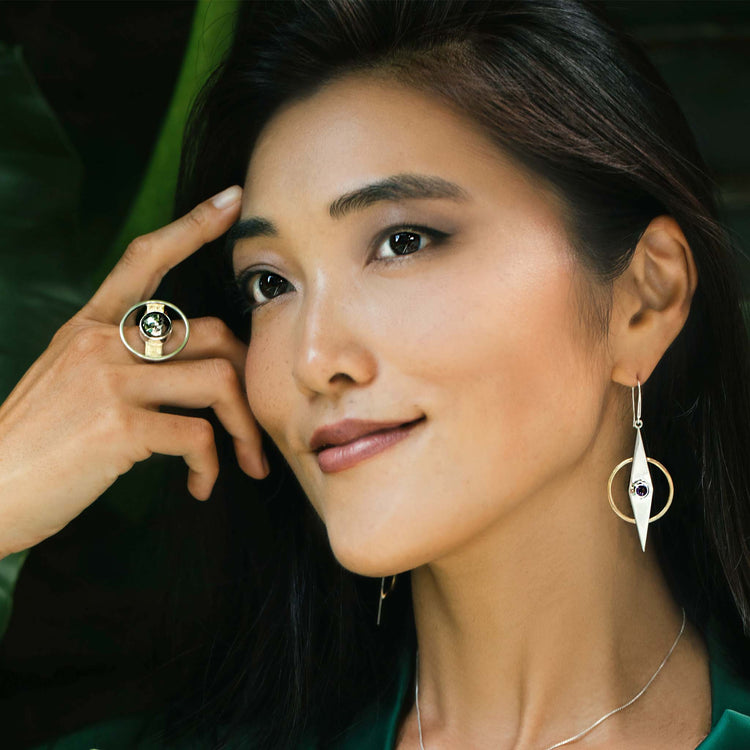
{"left": 630, "top": 479, "right": 649, "bottom": 498}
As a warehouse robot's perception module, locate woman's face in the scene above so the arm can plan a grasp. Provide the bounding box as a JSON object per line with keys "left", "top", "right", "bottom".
{"left": 232, "top": 75, "right": 612, "bottom": 576}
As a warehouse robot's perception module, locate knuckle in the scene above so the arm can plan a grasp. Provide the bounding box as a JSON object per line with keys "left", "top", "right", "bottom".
{"left": 50, "top": 320, "right": 75, "bottom": 348}
{"left": 123, "top": 234, "right": 154, "bottom": 264}
{"left": 100, "top": 403, "right": 132, "bottom": 439}
{"left": 68, "top": 324, "right": 108, "bottom": 358}
{"left": 206, "top": 357, "right": 238, "bottom": 389}
{"left": 120, "top": 233, "right": 169, "bottom": 280}
{"left": 201, "top": 316, "right": 234, "bottom": 345}
{"left": 190, "top": 418, "right": 215, "bottom": 448}
{"left": 185, "top": 204, "right": 211, "bottom": 233}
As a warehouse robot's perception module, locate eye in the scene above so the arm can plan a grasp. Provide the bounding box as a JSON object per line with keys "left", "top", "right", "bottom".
{"left": 234, "top": 269, "right": 292, "bottom": 314}
{"left": 234, "top": 224, "right": 449, "bottom": 314}
{"left": 372, "top": 225, "right": 446, "bottom": 262}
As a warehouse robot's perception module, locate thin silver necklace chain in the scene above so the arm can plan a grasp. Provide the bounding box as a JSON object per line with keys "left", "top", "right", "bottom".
{"left": 414, "top": 607, "right": 686, "bottom": 750}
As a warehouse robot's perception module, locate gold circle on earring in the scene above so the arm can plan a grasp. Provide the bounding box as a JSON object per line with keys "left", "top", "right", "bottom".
{"left": 607, "top": 457, "right": 674, "bottom": 523}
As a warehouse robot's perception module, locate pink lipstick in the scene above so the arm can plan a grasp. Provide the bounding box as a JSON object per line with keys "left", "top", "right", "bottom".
{"left": 316, "top": 417, "right": 425, "bottom": 473}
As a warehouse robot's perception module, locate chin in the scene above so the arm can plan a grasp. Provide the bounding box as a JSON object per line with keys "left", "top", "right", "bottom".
{"left": 322, "top": 528, "right": 398, "bottom": 577}
{"left": 324, "top": 522, "right": 427, "bottom": 579}
{"left": 327, "top": 542, "right": 390, "bottom": 578}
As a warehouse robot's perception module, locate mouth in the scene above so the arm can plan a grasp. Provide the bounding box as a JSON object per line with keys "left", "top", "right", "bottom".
{"left": 313, "top": 416, "right": 426, "bottom": 453}
{"left": 315, "top": 416, "right": 426, "bottom": 473}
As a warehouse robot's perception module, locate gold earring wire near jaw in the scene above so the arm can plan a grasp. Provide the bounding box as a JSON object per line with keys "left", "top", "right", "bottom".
{"left": 376, "top": 574, "right": 398, "bottom": 626}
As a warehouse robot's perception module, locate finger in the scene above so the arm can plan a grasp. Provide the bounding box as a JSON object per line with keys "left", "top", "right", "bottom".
{"left": 140, "top": 412, "right": 220, "bottom": 501}
{"left": 120, "top": 358, "right": 267, "bottom": 478}
{"left": 84, "top": 185, "right": 243, "bottom": 324}
{"left": 119, "top": 316, "right": 248, "bottom": 383}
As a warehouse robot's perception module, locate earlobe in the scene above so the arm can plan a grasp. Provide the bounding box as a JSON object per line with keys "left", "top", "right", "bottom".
{"left": 610, "top": 215, "right": 698, "bottom": 388}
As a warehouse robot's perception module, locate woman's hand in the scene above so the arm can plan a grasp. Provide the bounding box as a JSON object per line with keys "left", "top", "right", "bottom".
{"left": 0, "top": 185, "right": 267, "bottom": 558}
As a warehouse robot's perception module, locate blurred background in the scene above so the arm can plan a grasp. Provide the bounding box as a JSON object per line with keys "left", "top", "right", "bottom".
{"left": 607, "top": 0, "right": 750, "bottom": 290}
{"left": 0, "top": 1, "right": 748, "bottom": 747}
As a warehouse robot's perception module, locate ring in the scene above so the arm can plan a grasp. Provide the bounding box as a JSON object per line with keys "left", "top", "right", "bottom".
{"left": 119, "top": 299, "right": 190, "bottom": 362}
{"left": 607, "top": 456, "right": 674, "bottom": 524}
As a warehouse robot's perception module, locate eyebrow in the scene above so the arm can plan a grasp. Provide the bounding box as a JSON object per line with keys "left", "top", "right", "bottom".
{"left": 225, "top": 173, "right": 469, "bottom": 259}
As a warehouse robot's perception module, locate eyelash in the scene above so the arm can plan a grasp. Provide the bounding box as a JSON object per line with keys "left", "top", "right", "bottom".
{"left": 233, "top": 224, "right": 449, "bottom": 315}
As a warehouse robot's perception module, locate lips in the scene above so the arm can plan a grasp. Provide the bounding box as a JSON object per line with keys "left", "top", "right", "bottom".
{"left": 314, "top": 417, "right": 426, "bottom": 473}
{"left": 310, "top": 416, "right": 425, "bottom": 453}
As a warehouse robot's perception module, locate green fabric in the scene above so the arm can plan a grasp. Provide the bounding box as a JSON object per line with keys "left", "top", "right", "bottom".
{"left": 0, "top": 0, "right": 240, "bottom": 640}
{"left": 697, "top": 618, "right": 750, "bottom": 748}
{"left": 23, "top": 616, "right": 750, "bottom": 748}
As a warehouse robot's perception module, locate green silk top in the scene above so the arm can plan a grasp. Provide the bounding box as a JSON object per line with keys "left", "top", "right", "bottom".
{"left": 25, "top": 616, "right": 750, "bottom": 748}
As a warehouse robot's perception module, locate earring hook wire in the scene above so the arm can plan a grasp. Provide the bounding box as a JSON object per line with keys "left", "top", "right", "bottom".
{"left": 632, "top": 378, "right": 643, "bottom": 429}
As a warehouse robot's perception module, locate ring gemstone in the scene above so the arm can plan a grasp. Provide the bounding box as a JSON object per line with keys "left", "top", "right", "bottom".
{"left": 121, "top": 299, "right": 189, "bottom": 362}
{"left": 140, "top": 311, "right": 172, "bottom": 340}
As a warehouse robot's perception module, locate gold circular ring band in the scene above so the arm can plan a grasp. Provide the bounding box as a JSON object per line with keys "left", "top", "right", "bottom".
{"left": 607, "top": 457, "right": 674, "bottom": 524}
{"left": 119, "top": 299, "right": 190, "bottom": 362}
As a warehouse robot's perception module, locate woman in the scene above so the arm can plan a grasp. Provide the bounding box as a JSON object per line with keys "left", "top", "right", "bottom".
{"left": 2, "top": 0, "right": 750, "bottom": 748}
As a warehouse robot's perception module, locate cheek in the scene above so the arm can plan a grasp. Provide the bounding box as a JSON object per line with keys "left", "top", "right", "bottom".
{"left": 244, "top": 331, "right": 291, "bottom": 445}
{"left": 385, "top": 235, "right": 594, "bottom": 418}
{"left": 363, "top": 238, "right": 605, "bottom": 541}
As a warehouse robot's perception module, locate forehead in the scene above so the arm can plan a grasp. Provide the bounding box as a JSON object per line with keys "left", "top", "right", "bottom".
{"left": 241, "top": 75, "right": 528, "bottom": 213}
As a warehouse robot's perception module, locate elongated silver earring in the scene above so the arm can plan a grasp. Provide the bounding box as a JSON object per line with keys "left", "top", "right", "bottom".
{"left": 376, "top": 575, "right": 397, "bottom": 626}
{"left": 607, "top": 379, "right": 674, "bottom": 551}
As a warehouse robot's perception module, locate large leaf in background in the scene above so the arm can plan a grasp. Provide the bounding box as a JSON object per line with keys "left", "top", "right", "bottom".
{"left": 0, "top": 0, "right": 240, "bottom": 646}
{"left": 0, "top": 40, "right": 178, "bottom": 642}
{"left": 0, "top": 2, "right": 242, "bottom": 740}
{"left": 87, "top": 0, "right": 242, "bottom": 290}
{"left": 0, "top": 41, "right": 91, "bottom": 639}
{"left": 0, "top": 42, "right": 88, "bottom": 364}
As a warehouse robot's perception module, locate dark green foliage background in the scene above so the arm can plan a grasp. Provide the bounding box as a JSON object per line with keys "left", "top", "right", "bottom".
{"left": 0, "top": 1, "right": 747, "bottom": 746}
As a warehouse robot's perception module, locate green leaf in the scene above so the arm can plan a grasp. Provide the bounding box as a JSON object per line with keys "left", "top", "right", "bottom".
{"left": 0, "top": 0, "right": 241, "bottom": 642}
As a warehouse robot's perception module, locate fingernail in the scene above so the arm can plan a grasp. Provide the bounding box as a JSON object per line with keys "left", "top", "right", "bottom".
{"left": 211, "top": 185, "right": 242, "bottom": 209}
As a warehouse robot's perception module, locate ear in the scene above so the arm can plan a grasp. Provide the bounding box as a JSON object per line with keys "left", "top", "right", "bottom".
{"left": 610, "top": 215, "right": 698, "bottom": 387}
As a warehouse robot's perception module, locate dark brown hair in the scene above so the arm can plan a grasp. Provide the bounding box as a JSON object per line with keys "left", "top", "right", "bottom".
{"left": 151, "top": 1, "right": 750, "bottom": 747}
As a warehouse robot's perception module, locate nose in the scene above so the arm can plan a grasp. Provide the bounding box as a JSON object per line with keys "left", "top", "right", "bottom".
{"left": 291, "top": 277, "right": 377, "bottom": 397}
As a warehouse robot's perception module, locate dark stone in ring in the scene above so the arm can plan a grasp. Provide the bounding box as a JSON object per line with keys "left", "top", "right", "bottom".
{"left": 140, "top": 310, "right": 172, "bottom": 341}
{"left": 120, "top": 299, "right": 190, "bottom": 362}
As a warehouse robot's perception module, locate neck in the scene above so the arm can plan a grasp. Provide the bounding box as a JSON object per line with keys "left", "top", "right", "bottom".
{"left": 409, "top": 425, "right": 696, "bottom": 748}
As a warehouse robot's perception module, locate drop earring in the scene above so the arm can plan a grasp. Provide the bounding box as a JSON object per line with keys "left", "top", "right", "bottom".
{"left": 607, "top": 378, "right": 674, "bottom": 551}
{"left": 376, "top": 575, "right": 397, "bottom": 626}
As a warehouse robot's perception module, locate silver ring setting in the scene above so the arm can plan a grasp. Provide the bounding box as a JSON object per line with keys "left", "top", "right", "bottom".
{"left": 119, "top": 299, "right": 190, "bottom": 362}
